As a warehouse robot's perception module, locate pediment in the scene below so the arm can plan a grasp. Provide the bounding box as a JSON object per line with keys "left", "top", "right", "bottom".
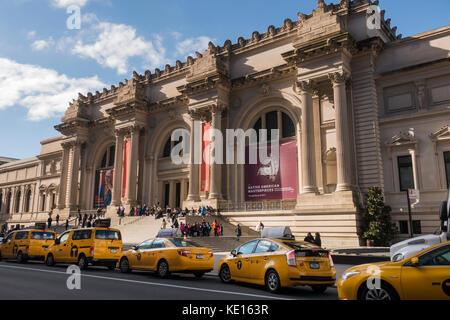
{"left": 386, "top": 132, "right": 418, "bottom": 147}
{"left": 430, "top": 126, "right": 450, "bottom": 142}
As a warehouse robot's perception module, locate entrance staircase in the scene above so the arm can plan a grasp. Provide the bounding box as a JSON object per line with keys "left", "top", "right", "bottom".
{"left": 110, "top": 216, "right": 163, "bottom": 245}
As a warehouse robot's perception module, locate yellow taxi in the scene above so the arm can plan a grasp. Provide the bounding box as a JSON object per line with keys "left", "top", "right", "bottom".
{"left": 338, "top": 241, "right": 450, "bottom": 300}
{"left": 0, "top": 226, "right": 56, "bottom": 263}
{"left": 45, "top": 221, "right": 122, "bottom": 270}
{"left": 218, "top": 227, "right": 336, "bottom": 293}
{"left": 118, "top": 229, "right": 214, "bottom": 278}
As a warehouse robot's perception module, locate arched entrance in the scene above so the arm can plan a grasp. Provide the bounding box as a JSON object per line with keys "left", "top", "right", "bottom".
{"left": 156, "top": 128, "right": 189, "bottom": 209}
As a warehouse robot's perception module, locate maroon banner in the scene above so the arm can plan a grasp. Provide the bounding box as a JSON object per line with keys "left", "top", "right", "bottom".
{"left": 245, "top": 140, "right": 298, "bottom": 201}
{"left": 201, "top": 122, "right": 210, "bottom": 192}
{"left": 122, "top": 138, "right": 130, "bottom": 198}
{"left": 94, "top": 168, "right": 114, "bottom": 208}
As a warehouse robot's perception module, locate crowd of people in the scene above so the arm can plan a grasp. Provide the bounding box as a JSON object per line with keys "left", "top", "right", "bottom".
{"left": 304, "top": 232, "right": 322, "bottom": 247}
{"left": 116, "top": 203, "right": 217, "bottom": 219}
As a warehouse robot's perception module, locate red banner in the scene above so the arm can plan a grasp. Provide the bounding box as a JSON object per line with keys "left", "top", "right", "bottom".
{"left": 122, "top": 138, "right": 130, "bottom": 198}
{"left": 245, "top": 141, "right": 298, "bottom": 201}
{"left": 201, "top": 122, "right": 210, "bottom": 192}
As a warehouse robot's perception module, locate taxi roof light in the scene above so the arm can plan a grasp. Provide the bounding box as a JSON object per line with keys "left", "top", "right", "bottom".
{"left": 261, "top": 227, "right": 295, "bottom": 240}
{"left": 93, "top": 219, "right": 111, "bottom": 228}
{"left": 157, "top": 228, "right": 182, "bottom": 238}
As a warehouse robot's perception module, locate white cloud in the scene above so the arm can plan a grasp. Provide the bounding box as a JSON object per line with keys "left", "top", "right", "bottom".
{"left": 50, "top": 0, "right": 88, "bottom": 8}
{"left": 176, "top": 36, "right": 214, "bottom": 57}
{"left": 72, "top": 22, "right": 168, "bottom": 74}
{"left": 0, "top": 58, "right": 105, "bottom": 121}
{"left": 31, "top": 37, "right": 55, "bottom": 51}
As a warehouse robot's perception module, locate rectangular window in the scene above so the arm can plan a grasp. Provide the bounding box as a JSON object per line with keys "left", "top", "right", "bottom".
{"left": 398, "top": 156, "right": 414, "bottom": 191}
{"left": 399, "top": 221, "right": 409, "bottom": 234}
{"left": 412, "top": 220, "right": 422, "bottom": 235}
{"left": 444, "top": 151, "right": 450, "bottom": 189}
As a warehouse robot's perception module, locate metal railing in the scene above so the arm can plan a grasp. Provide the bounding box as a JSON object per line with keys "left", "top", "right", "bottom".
{"left": 218, "top": 200, "right": 296, "bottom": 212}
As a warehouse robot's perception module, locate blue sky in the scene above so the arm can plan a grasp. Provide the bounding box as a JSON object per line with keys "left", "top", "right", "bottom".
{"left": 0, "top": 0, "right": 449, "bottom": 159}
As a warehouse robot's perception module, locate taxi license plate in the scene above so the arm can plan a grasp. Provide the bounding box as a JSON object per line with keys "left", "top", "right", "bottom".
{"left": 310, "top": 262, "right": 320, "bottom": 269}
{"left": 110, "top": 249, "right": 117, "bottom": 253}
{"left": 196, "top": 254, "right": 204, "bottom": 259}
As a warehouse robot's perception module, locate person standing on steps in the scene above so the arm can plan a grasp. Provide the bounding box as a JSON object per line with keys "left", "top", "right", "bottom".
{"left": 161, "top": 219, "right": 167, "bottom": 230}
{"left": 236, "top": 224, "right": 242, "bottom": 241}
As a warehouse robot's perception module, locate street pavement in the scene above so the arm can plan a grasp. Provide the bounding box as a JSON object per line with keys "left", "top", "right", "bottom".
{"left": 0, "top": 258, "right": 353, "bottom": 300}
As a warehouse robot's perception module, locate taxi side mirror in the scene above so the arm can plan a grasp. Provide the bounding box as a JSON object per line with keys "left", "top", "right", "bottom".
{"left": 411, "top": 257, "right": 419, "bottom": 267}
{"left": 132, "top": 246, "right": 138, "bottom": 251}
{"left": 231, "top": 249, "right": 237, "bottom": 257}
{"left": 55, "top": 239, "right": 61, "bottom": 245}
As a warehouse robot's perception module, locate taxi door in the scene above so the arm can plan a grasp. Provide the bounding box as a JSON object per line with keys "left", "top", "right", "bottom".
{"left": 53, "top": 231, "right": 72, "bottom": 262}
{"left": 147, "top": 239, "right": 166, "bottom": 270}
{"left": 401, "top": 244, "right": 450, "bottom": 300}
{"left": 249, "top": 240, "right": 277, "bottom": 282}
{"left": 13, "top": 231, "right": 30, "bottom": 257}
{"left": 232, "top": 240, "right": 258, "bottom": 280}
{"left": 131, "top": 240, "right": 153, "bottom": 269}
{"left": 1, "top": 233, "right": 15, "bottom": 258}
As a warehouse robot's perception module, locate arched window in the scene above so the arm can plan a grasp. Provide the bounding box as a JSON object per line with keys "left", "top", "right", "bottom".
{"left": 15, "top": 190, "right": 21, "bottom": 213}
{"left": 161, "top": 130, "right": 188, "bottom": 158}
{"left": 25, "top": 189, "right": 32, "bottom": 213}
{"left": 6, "top": 192, "right": 12, "bottom": 214}
{"left": 41, "top": 194, "right": 46, "bottom": 212}
{"left": 101, "top": 145, "right": 115, "bottom": 168}
{"left": 252, "top": 111, "right": 296, "bottom": 142}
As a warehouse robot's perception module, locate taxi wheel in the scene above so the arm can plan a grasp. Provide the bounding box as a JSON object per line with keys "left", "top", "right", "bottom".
{"left": 157, "top": 260, "right": 170, "bottom": 278}
{"left": 119, "top": 258, "right": 131, "bottom": 273}
{"left": 17, "top": 252, "right": 25, "bottom": 264}
{"left": 219, "top": 265, "right": 232, "bottom": 284}
{"left": 78, "top": 255, "right": 88, "bottom": 270}
{"left": 311, "top": 285, "right": 328, "bottom": 294}
{"left": 359, "top": 282, "right": 399, "bottom": 301}
{"left": 265, "top": 270, "right": 281, "bottom": 293}
{"left": 45, "top": 254, "right": 55, "bottom": 267}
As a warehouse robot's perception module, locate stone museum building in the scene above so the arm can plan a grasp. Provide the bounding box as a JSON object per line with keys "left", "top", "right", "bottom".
{"left": 1, "top": 0, "right": 449, "bottom": 247}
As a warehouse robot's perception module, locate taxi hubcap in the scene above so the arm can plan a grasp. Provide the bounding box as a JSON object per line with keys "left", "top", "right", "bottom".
{"left": 365, "top": 288, "right": 391, "bottom": 301}
{"left": 268, "top": 273, "right": 278, "bottom": 290}
{"left": 121, "top": 259, "right": 128, "bottom": 270}
{"left": 221, "top": 267, "right": 231, "bottom": 281}
{"left": 159, "top": 262, "right": 168, "bottom": 275}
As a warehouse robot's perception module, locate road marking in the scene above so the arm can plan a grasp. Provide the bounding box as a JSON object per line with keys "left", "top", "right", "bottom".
{"left": 0, "top": 263, "right": 292, "bottom": 300}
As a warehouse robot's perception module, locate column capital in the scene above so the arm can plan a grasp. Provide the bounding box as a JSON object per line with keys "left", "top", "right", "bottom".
{"left": 210, "top": 103, "right": 227, "bottom": 115}
{"left": 295, "top": 80, "right": 315, "bottom": 95}
{"left": 328, "top": 71, "right": 349, "bottom": 85}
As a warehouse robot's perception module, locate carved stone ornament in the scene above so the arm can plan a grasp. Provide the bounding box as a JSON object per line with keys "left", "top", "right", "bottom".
{"left": 328, "top": 72, "right": 348, "bottom": 85}
{"left": 296, "top": 80, "right": 315, "bottom": 94}
{"left": 114, "top": 77, "right": 148, "bottom": 107}
{"left": 187, "top": 49, "right": 229, "bottom": 82}
{"left": 62, "top": 98, "right": 89, "bottom": 122}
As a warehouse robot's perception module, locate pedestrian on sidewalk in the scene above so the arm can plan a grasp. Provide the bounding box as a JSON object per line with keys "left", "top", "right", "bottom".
{"left": 304, "top": 232, "right": 315, "bottom": 244}
{"left": 314, "top": 232, "right": 322, "bottom": 247}
{"left": 256, "top": 221, "right": 264, "bottom": 236}
{"left": 236, "top": 224, "right": 242, "bottom": 241}
{"left": 47, "top": 216, "right": 52, "bottom": 229}
{"left": 161, "top": 219, "right": 167, "bottom": 229}
{"left": 65, "top": 219, "right": 69, "bottom": 230}
{"left": 56, "top": 214, "right": 60, "bottom": 226}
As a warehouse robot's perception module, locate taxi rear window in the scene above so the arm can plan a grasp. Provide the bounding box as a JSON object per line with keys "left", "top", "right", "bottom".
{"left": 14, "top": 232, "right": 29, "bottom": 240}
{"left": 95, "top": 230, "right": 121, "bottom": 240}
{"left": 169, "top": 239, "right": 200, "bottom": 248}
{"left": 283, "top": 241, "right": 320, "bottom": 250}
{"left": 31, "top": 232, "right": 55, "bottom": 240}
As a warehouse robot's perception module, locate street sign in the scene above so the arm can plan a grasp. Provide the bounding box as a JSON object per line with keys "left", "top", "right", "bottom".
{"left": 408, "top": 189, "right": 420, "bottom": 201}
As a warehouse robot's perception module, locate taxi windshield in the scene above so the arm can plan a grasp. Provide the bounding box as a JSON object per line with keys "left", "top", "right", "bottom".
{"left": 95, "top": 230, "right": 121, "bottom": 240}
{"left": 169, "top": 239, "right": 200, "bottom": 248}
{"left": 31, "top": 232, "right": 55, "bottom": 240}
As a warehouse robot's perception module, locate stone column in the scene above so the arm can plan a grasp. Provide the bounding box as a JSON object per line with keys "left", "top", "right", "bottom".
{"left": 209, "top": 105, "right": 223, "bottom": 200}
{"left": 329, "top": 72, "right": 352, "bottom": 192}
{"left": 409, "top": 148, "right": 419, "bottom": 190}
{"left": 112, "top": 131, "right": 125, "bottom": 206}
{"left": 58, "top": 145, "right": 70, "bottom": 209}
{"left": 297, "top": 80, "right": 318, "bottom": 194}
{"left": 68, "top": 142, "right": 82, "bottom": 210}
{"left": 187, "top": 114, "right": 201, "bottom": 201}
{"left": 169, "top": 181, "right": 176, "bottom": 208}
{"left": 125, "top": 126, "right": 140, "bottom": 205}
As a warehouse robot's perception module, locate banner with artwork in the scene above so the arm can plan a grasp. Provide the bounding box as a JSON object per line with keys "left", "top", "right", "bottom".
{"left": 245, "top": 140, "right": 298, "bottom": 201}
{"left": 122, "top": 138, "right": 130, "bottom": 198}
{"left": 201, "top": 122, "right": 210, "bottom": 192}
{"left": 94, "top": 168, "right": 114, "bottom": 208}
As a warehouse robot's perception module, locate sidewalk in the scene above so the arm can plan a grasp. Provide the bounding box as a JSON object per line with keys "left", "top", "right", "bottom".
{"left": 329, "top": 247, "right": 390, "bottom": 264}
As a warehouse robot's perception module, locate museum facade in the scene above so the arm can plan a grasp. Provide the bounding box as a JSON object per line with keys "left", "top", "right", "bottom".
{"left": 1, "top": 0, "right": 449, "bottom": 246}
